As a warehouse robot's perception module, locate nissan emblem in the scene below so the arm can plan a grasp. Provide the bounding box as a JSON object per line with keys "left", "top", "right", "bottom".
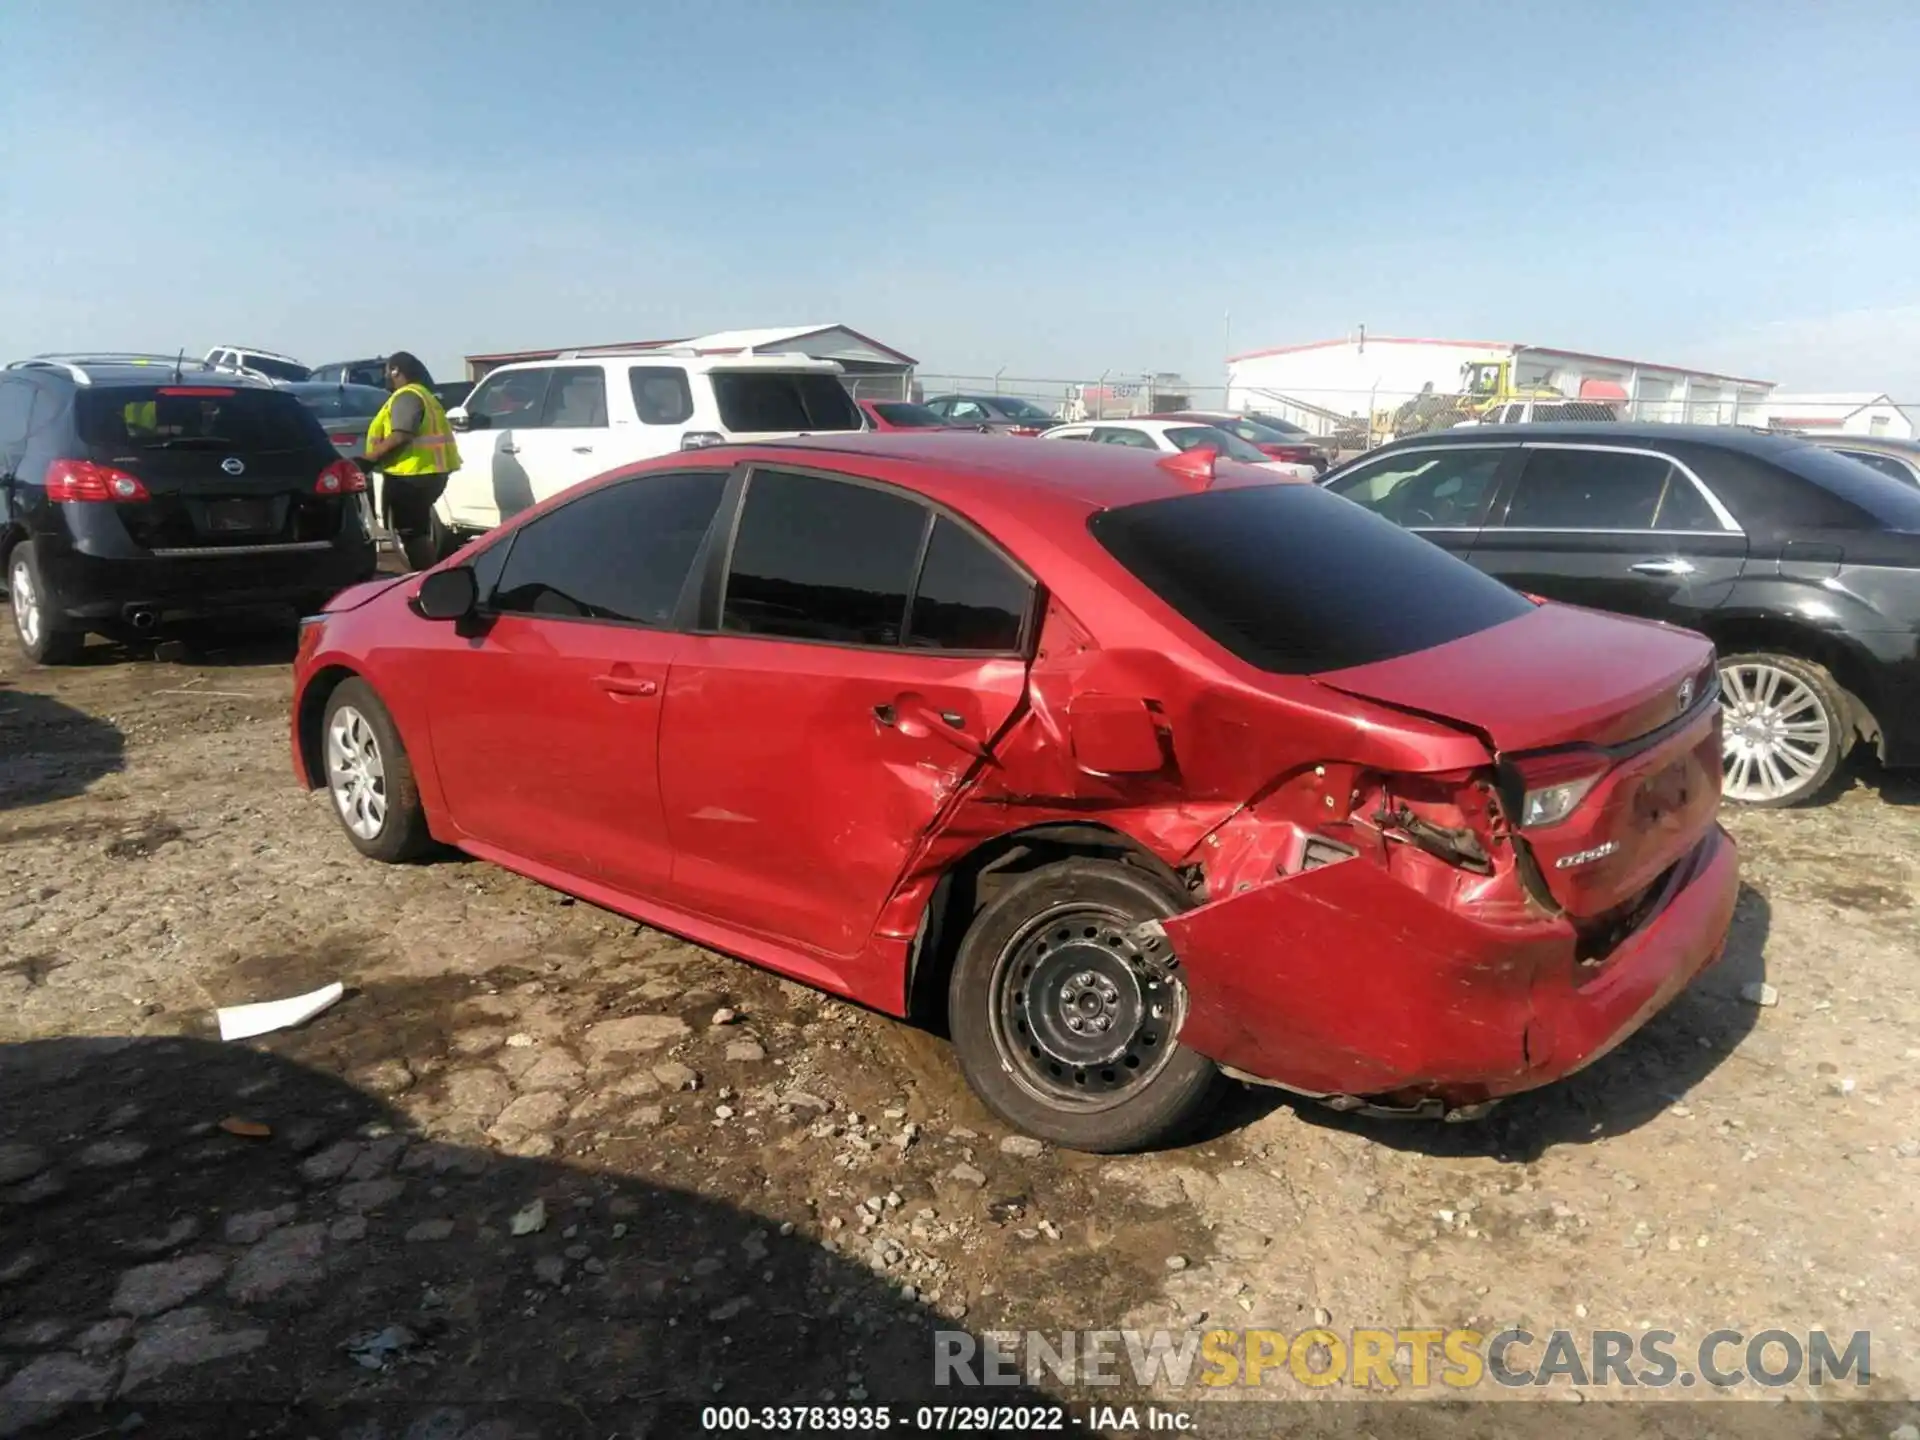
{"left": 221, "top": 457, "right": 246, "bottom": 476}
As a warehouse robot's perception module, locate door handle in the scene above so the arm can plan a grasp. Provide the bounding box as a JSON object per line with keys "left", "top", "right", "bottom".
{"left": 499, "top": 442, "right": 520, "bottom": 455}
{"left": 594, "top": 674, "right": 658, "bottom": 698}
{"left": 875, "top": 696, "right": 989, "bottom": 759}
{"left": 1629, "top": 559, "right": 1697, "bottom": 577}
{"left": 571, "top": 445, "right": 594, "bottom": 454}
{"left": 873, "top": 703, "right": 897, "bottom": 727}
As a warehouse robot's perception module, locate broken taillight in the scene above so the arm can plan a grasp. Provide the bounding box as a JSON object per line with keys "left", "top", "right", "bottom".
{"left": 1504, "top": 748, "right": 1612, "bottom": 829}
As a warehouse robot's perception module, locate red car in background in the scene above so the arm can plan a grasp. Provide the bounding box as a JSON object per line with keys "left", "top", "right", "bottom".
{"left": 292, "top": 434, "right": 1737, "bottom": 1152}
{"left": 858, "top": 398, "right": 960, "bottom": 431}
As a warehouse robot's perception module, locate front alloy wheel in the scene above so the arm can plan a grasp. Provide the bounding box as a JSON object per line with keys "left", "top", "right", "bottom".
{"left": 1718, "top": 654, "right": 1845, "bottom": 806}
{"left": 327, "top": 704, "right": 389, "bottom": 840}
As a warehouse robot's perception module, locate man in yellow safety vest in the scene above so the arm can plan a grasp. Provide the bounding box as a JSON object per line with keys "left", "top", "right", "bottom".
{"left": 362, "top": 351, "right": 461, "bottom": 570}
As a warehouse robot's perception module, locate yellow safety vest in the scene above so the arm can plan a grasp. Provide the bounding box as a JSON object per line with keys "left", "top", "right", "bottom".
{"left": 367, "top": 382, "right": 461, "bottom": 475}
{"left": 124, "top": 401, "right": 158, "bottom": 433}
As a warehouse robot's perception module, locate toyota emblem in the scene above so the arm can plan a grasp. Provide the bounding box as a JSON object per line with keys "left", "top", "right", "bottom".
{"left": 1676, "top": 676, "right": 1696, "bottom": 713}
{"left": 221, "top": 457, "right": 246, "bottom": 476}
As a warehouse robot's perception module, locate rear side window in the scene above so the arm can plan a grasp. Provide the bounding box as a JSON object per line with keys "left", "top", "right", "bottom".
{"left": 491, "top": 471, "right": 725, "bottom": 625}
{"left": 711, "top": 373, "right": 860, "bottom": 433}
{"left": 538, "top": 366, "right": 608, "bottom": 427}
{"left": 628, "top": 367, "right": 694, "bottom": 425}
{"left": 291, "top": 385, "right": 389, "bottom": 420}
{"left": 0, "top": 380, "right": 32, "bottom": 449}
{"left": 907, "top": 517, "right": 1030, "bottom": 652}
{"left": 1504, "top": 448, "right": 1674, "bottom": 529}
{"left": 75, "top": 388, "right": 325, "bottom": 452}
{"left": 1784, "top": 444, "right": 1920, "bottom": 526}
{"left": 723, "top": 469, "right": 927, "bottom": 645}
{"left": 1091, "top": 485, "right": 1534, "bottom": 675}
{"left": 1834, "top": 449, "right": 1919, "bottom": 485}
{"left": 1326, "top": 447, "right": 1505, "bottom": 528}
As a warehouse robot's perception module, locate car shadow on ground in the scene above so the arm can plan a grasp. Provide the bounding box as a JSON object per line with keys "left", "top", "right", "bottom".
{"left": 0, "top": 682, "right": 125, "bottom": 812}
{"left": 0, "top": 1035, "right": 1059, "bottom": 1439}
{"left": 1280, "top": 883, "right": 1771, "bottom": 1164}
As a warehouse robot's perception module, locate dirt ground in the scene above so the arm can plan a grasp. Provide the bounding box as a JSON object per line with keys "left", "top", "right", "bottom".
{"left": 2, "top": 618, "right": 1919, "bottom": 1439}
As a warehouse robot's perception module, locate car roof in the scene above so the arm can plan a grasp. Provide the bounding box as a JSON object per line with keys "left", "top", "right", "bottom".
{"left": 7, "top": 357, "right": 279, "bottom": 390}
{"left": 481, "top": 351, "right": 843, "bottom": 376}
{"left": 1803, "top": 433, "right": 1920, "bottom": 456}
{"left": 1372, "top": 421, "right": 1825, "bottom": 457}
{"left": 723, "top": 431, "right": 1258, "bottom": 518}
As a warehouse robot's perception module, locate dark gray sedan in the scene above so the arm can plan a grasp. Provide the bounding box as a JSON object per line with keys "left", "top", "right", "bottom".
{"left": 285, "top": 382, "right": 390, "bottom": 460}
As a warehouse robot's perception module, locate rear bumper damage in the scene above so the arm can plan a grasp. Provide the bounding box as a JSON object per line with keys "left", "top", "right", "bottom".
{"left": 1162, "top": 824, "right": 1739, "bottom": 1114}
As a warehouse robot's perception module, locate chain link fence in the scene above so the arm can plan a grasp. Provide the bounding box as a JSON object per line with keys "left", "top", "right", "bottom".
{"left": 896, "top": 374, "right": 1918, "bottom": 463}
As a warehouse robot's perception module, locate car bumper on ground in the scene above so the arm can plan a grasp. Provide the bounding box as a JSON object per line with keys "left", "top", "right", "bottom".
{"left": 40, "top": 541, "right": 377, "bottom": 626}
{"left": 1163, "top": 824, "right": 1740, "bottom": 1111}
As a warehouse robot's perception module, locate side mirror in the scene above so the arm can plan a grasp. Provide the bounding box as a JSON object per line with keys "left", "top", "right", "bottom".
{"left": 448, "top": 408, "right": 476, "bottom": 431}
{"left": 414, "top": 566, "right": 477, "bottom": 622}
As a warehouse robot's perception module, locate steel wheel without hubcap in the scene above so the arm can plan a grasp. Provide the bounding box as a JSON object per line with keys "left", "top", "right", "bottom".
{"left": 8, "top": 554, "right": 41, "bottom": 650}
{"left": 1720, "top": 660, "right": 1833, "bottom": 803}
{"left": 990, "top": 903, "right": 1180, "bottom": 1110}
{"left": 327, "top": 705, "right": 389, "bottom": 840}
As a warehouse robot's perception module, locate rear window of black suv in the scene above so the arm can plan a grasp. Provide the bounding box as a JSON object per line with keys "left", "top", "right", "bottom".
{"left": 1090, "top": 483, "right": 1535, "bottom": 674}
{"left": 77, "top": 387, "right": 327, "bottom": 453}
{"left": 711, "top": 373, "right": 861, "bottom": 433}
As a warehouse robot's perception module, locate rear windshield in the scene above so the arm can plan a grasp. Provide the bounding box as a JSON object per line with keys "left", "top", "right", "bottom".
{"left": 1090, "top": 484, "right": 1535, "bottom": 674}
{"left": 872, "top": 402, "right": 947, "bottom": 427}
{"left": 711, "top": 373, "right": 860, "bottom": 433}
{"left": 1780, "top": 443, "right": 1920, "bottom": 530}
{"left": 77, "top": 387, "right": 328, "bottom": 453}
{"left": 288, "top": 384, "right": 389, "bottom": 419}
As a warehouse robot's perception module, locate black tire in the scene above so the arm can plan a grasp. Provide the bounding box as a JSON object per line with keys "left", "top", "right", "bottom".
{"left": 947, "top": 858, "right": 1220, "bottom": 1153}
{"left": 5, "top": 539, "right": 84, "bottom": 665}
{"left": 1717, "top": 651, "right": 1849, "bottom": 808}
{"left": 319, "top": 678, "right": 433, "bottom": 862}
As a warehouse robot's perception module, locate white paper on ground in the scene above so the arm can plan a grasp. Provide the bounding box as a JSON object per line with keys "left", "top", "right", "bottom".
{"left": 217, "top": 981, "right": 346, "bottom": 1041}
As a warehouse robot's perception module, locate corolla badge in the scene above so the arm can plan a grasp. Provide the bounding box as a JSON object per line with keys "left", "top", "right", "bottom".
{"left": 1676, "top": 676, "right": 1695, "bottom": 713}
{"left": 1555, "top": 840, "right": 1619, "bottom": 870}
{"left": 221, "top": 457, "right": 246, "bottom": 476}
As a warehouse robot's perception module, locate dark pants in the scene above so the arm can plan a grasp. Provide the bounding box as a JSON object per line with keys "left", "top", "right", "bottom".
{"left": 380, "top": 472, "right": 449, "bottom": 571}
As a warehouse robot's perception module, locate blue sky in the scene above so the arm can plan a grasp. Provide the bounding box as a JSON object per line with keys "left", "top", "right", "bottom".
{"left": 4, "top": 2, "right": 1919, "bottom": 395}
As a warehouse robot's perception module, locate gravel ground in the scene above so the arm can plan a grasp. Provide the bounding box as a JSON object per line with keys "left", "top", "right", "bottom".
{"left": 2, "top": 620, "right": 1918, "bottom": 1438}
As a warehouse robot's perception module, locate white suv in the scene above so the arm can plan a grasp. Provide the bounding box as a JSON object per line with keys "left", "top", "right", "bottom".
{"left": 437, "top": 350, "right": 865, "bottom": 535}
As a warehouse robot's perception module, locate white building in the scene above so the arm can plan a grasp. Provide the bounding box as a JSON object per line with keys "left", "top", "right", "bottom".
{"left": 1754, "top": 392, "right": 1915, "bottom": 439}
{"left": 1225, "top": 334, "right": 1776, "bottom": 435}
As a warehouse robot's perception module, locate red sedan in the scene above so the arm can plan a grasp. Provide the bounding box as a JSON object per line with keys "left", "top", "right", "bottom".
{"left": 291, "top": 434, "right": 1738, "bottom": 1152}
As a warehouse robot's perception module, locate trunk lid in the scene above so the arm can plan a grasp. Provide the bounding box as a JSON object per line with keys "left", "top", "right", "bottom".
{"left": 1319, "top": 602, "right": 1722, "bottom": 918}
{"left": 78, "top": 387, "right": 340, "bottom": 550}
{"left": 1318, "top": 601, "right": 1712, "bottom": 753}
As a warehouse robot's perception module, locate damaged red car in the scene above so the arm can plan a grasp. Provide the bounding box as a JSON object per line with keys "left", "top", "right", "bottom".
{"left": 291, "top": 433, "right": 1739, "bottom": 1152}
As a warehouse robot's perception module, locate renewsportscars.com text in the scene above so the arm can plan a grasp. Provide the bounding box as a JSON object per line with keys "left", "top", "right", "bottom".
{"left": 935, "top": 1327, "right": 1872, "bottom": 1391}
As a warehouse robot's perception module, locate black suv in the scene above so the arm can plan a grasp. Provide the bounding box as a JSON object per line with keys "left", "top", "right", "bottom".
{"left": 1321, "top": 422, "right": 1920, "bottom": 806}
{"left": 1, "top": 355, "right": 378, "bottom": 663}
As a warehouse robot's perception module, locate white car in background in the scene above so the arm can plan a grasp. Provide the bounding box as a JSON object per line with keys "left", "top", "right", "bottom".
{"left": 1037, "top": 418, "right": 1318, "bottom": 480}
{"left": 203, "top": 346, "right": 311, "bottom": 383}
{"left": 438, "top": 349, "right": 864, "bottom": 537}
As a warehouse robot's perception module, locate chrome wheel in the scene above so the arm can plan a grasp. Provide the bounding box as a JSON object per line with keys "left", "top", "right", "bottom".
{"left": 8, "top": 554, "right": 40, "bottom": 649}
{"left": 327, "top": 705, "right": 388, "bottom": 840}
{"left": 990, "top": 904, "right": 1180, "bottom": 1111}
{"left": 1720, "top": 660, "right": 1833, "bottom": 803}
